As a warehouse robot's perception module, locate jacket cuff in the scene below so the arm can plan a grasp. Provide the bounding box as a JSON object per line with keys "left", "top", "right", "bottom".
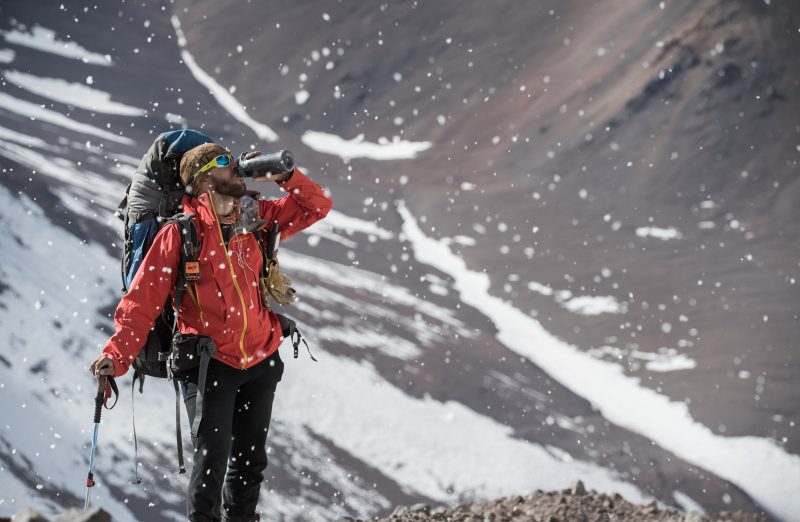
{"left": 104, "top": 350, "right": 130, "bottom": 378}
{"left": 276, "top": 168, "right": 303, "bottom": 190}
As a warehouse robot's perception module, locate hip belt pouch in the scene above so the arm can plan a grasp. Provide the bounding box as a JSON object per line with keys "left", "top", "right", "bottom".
{"left": 170, "top": 333, "right": 217, "bottom": 438}
{"left": 170, "top": 333, "right": 216, "bottom": 378}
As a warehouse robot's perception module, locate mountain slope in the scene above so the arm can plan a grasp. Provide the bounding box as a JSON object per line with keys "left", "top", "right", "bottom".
{"left": 0, "top": 0, "right": 797, "bottom": 520}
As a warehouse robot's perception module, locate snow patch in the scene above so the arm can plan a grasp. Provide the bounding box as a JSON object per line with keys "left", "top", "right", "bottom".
{"left": 0, "top": 48, "right": 14, "bottom": 63}
{"left": 636, "top": 226, "right": 682, "bottom": 240}
{"left": 441, "top": 235, "right": 476, "bottom": 247}
{"left": 1, "top": 24, "right": 112, "bottom": 65}
{"left": 633, "top": 350, "right": 697, "bottom": 373}
{"left": 0, "top": 92, "right": 133, "bottom": 145}
{"left": 0, "top": 124, "right": 53, "bottom": 149}
{"left": 165, "top": 112, "right": 187, "bottom": 126}
{"left": 527, "top": 281, "right": 554, "bottom": 296}
{"left": 561, "top": 295, "right": 624, "bottom": 315}
{"left": 3, "top": 70, "right": 146, "bottom": 116}
{"left": 301, "top": 131, "right": 432, "bottom": 162}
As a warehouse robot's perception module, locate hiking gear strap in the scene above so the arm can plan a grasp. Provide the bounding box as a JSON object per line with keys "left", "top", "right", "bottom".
{"left": 103, "top": 376, "right": 119, "bottom": 411}
{"left": 190, "top": 343, "right": 215, "bottom": 438}
{"left": 284, "top": 317, "right": 317, "bottom": 362}
{"left": 174, "top": 379, "right": 186, "bottom": 473}
{"left": 171, "top": 213, "right": 198, "bottom": 341}
{"left": 130, "top": 372, "right": 143, "bottom": 485}
{"left": 170, "top": 213, "right": 197, "bottom": 472}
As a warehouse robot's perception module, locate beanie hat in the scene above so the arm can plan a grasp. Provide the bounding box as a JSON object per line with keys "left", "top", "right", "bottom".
{"left": 179, "top": 143, "right": 230, "bottom": 190}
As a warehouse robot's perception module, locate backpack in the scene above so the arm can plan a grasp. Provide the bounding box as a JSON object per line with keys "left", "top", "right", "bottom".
{"left": 116, "top": 129, "right": 211, "bottom": 481}
{"left": 117, "top": 129, "right": 314, "bottom": 484}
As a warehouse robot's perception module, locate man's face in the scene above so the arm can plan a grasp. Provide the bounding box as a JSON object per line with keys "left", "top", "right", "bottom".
{"left": 207, "top": 159, "right": 246, "bottom": 198}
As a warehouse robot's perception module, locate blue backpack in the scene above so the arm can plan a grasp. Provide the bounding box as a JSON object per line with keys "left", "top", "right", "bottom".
{"left": 117, "top": 129, "right": 211, "bottom": 292}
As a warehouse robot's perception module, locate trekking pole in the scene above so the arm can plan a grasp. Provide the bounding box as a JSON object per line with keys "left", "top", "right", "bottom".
{"left": 84, "top": 374, "right": 118, "bottom": 510}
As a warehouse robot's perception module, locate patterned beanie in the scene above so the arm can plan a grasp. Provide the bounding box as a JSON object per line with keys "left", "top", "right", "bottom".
{"left": 179, "top": 143, "right": 230, "bottom": 193}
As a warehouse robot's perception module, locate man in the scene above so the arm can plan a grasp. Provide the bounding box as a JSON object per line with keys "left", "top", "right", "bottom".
{"left": 89, "top": 143, "right": 333, "bottom": 521}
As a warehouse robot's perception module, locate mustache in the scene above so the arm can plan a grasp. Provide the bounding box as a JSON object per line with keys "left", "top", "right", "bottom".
{"left": 214, "top": 177, "right": 247, "bottom": 197}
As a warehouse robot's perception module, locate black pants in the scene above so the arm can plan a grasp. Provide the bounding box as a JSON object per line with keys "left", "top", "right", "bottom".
{"left": 181, "top": 350, "right": 284, "bottom": 521}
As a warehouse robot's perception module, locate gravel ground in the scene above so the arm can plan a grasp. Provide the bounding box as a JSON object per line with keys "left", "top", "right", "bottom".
{"left": 336, "top": 482, "right": 771, "bottom": 522}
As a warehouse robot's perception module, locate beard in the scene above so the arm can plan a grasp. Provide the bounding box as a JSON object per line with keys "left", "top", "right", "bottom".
{"left": 214, "top": 176, "right": 247, "bottom": 198}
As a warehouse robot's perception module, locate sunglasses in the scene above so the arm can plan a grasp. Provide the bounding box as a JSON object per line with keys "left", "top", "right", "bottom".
{"left": 192, "top": 154, "right": 233, "bottom": 178}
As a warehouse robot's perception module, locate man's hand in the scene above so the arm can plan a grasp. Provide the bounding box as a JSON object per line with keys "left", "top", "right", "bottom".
{"left": 245, "top": 150, "right": 294, "bottom": 183}
{"left": 89, "top": 355, "right": 116, "bottom": 377}
{"left": 259, "top": 171, "right": 292, "bottom": 183}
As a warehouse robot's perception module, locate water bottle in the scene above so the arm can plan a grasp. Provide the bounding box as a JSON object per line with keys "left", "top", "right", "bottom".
{"left": 237, "top": 150, "right": 294, "bottom": 178}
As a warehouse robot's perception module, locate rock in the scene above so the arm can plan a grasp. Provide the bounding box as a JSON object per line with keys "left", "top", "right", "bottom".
{"left": 52, "top": 507, "right": 111, "bottom": 522}
{"left": 391, "top": 505, "right": 410, "bottom": 516}
{"left": 643, "top": 499, "right": 659, "bottom": 514}
{"left": 601, "top": 498, "right": 613, "bottom": 509}
{"left": 332, "top": 518, "right": 356, "bottom": 522}
{"left": 11, "top": 508, "right": 49, "bottom": 522}
{"left": 409, "top": 502, "right": 430, "bottom": 514}
{"left": 570, "top": 480, "right": 587, "bottom": 496}
{"left": 683, "top": 513, "right": 705, "bottom": 522}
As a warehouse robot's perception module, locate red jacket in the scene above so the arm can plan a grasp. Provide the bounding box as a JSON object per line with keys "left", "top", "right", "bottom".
{"left": 103, "top": 168, "right": 332, "bottom": 376}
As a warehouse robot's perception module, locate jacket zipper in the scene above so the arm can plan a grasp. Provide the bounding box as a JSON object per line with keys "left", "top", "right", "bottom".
{"left": 209, "top": 194, "right": 249, "bottom": 369}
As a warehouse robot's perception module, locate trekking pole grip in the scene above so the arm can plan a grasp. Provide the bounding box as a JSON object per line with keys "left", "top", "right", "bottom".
{"left": 93, "top": 376, "right": 106, "bottom": 424}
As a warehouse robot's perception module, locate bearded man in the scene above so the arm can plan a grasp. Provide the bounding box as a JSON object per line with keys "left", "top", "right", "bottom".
{"left": 90, "top": 143, "right": 332, "bottom": 521}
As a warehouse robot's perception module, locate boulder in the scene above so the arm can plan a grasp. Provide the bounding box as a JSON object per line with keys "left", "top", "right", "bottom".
{"left": 570, "top": 480, "right": 587, "bottom": 496}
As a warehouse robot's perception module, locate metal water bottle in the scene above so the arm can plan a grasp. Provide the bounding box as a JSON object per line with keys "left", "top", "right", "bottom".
{"left": 237, "top": 150, "right": 294, "bottom": 178}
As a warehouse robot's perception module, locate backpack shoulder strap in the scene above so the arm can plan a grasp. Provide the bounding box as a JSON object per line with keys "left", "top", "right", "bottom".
{"left": 167, "top": 213, "right": 200, "bottom": 313}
